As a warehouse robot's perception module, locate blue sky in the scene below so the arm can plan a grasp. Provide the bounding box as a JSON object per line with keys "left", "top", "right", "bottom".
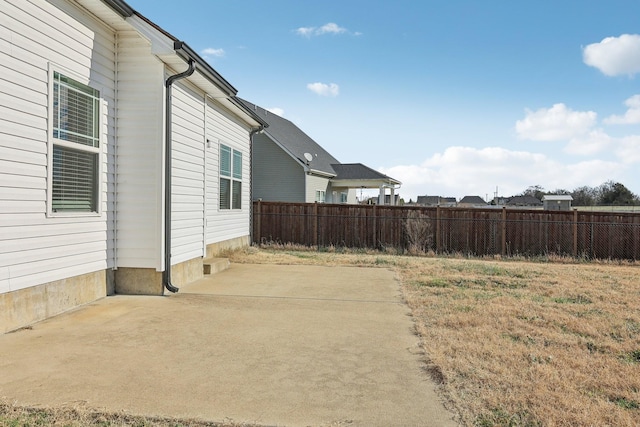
{"left": 127, "top": 0, "right": 640, "bottom": 202}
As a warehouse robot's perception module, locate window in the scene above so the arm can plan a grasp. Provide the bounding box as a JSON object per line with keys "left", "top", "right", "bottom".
{"left": 340, "top": 192, "right": 348, "bottom": 203}
{"left": 220, "top": 144, "right": 242, "bottom": 209}
{"left": 50, "top": 71, "right": 100, "bottom": 213}
{"left": 315, "top": 190, "right": 325, "bottom": 203}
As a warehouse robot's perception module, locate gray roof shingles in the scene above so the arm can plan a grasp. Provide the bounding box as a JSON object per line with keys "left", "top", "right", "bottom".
{"left": 238, "top": 98, "right": 339, "bottom": 175}
{"left": 331, "top": 163, "right": 398, "bottom": 183}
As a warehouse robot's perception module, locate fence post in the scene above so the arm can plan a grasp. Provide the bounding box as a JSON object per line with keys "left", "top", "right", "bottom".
{"left": 501, "top": 207, "right": 507, "bottom": 256}
{"left": 573, "top": 208, "right": 578, "bottom": 257}
{"left": 436, "top": 205, "right": 441, "bottom": 253}
{"left": 255, "top": 200, "right": 261, "bottom": 244}
{"left": 372, "top": 204, "right": 377, "bottom": 248}
{"left": 313, "top": 202, "right": 318, "bottom": 247}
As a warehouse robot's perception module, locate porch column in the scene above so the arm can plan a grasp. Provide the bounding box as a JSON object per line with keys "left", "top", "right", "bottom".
{"left": 378, "top": 185, "right": 385, "bottom": 205}
{"left": 390, "top": 187, "right": 395, "bottom": 205}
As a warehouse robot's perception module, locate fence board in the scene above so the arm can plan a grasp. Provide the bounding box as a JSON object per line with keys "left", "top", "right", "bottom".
{"left": 253, "top": 202, "right": 640, "bottom": 260}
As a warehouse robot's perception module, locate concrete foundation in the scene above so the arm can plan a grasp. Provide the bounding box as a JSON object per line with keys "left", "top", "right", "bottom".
{"left": 114, "top": 268, "right": 164, "bottom": 296}
{"left": 206, "top": 235, "right": 249, "bottom": 258}
{"left": 2, "top": 237, "right": 250, "bottom": 332}
{"left": 170, "top": 257, "right": 204, "bottom": 288}
{"left": 0, "top": 270, "right": 109, "bottom": 334}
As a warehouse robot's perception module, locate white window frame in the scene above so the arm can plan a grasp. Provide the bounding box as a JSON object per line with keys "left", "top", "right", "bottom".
{"left": 315, "top": 190, "right": 326, "bottom": 203}
{"left": 219, "top": 143, "right": 243, "bottom": 210}
{"left": 47, "top": 64, "right": 102, "bottom": 216}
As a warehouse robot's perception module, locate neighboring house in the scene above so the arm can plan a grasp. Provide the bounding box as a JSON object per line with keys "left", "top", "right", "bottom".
{"left": 239, "top": 100, "right": 401, "bottom": 205}
{"left": 0, "top": 0, "right": 267, "bottom": 333}
{"left": 458, "top": 196, "right": 488, "bottom": 207}
{"left": 415, "top": 196, "right": 457, "bottom": 207}
{"left": 542, "top": 195, "right": 573, "bottom": 211}
{"left": 506, "top": 195, "right": 542, "bottom": 207}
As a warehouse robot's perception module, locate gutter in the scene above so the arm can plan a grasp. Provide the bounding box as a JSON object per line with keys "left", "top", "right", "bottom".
{"left": 163, "top": 56, "right": 195, "bottom": 294}
{"left": 101, "top": 0, "right": 135, "bottom": 17}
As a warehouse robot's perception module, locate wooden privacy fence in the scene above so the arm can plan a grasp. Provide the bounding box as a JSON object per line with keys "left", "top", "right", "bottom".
{"left": 253, "top": 201, "right": 640, "bottom": 260}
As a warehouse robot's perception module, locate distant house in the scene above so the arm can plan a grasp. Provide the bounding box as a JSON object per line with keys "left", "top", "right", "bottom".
{"left": 458, "top": 196, "right": 488, "bottom": 207}
{"left": 240, "top": 100, "right": 401, "bottom": 205}
{"left": 542, "top": 195, "right": 573, "bottom": 211}
{"left": 0, "top": 0, "right": 266, "bottom": 333}
{"left": 506, "top": 195, "right": 542, "bottom": 207}
{"left": 415, "top": 196, "right": 457, "bottom": 207}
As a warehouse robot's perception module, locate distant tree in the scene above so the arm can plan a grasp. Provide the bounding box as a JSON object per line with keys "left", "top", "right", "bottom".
{"left": 550, "top": 188, "right": 570, "bottom": 195}
{"left": 571, "top": 186, "right": 598, "bottom": 206}
{"left": 519, "top": 185, "right": 546, "bottom": 201}
{"left": 598, "top": 181, "right": 639, "bottom": 205}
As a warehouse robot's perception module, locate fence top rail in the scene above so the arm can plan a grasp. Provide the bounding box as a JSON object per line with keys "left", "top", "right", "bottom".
{"left": 253, "top": 201, "right": 640, "bottom": 218}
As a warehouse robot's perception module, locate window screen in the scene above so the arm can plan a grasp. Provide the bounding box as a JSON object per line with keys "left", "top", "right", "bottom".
{"left": 51, "top": 71, "right": 100, "bottom": 213}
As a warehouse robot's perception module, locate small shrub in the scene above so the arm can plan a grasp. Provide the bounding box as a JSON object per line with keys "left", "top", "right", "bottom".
{"left": 404, "top": 210, "right": 433, "bottom": 254}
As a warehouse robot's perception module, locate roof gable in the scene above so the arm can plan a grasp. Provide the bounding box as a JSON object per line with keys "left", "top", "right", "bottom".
{"left": 459, "top": 196, "right": 487, "bottom": 204}
{"left": 239, "top": 99, "right": 339, "bottom": 175}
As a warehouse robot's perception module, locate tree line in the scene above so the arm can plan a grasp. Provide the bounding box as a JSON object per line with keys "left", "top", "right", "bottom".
{"left": 520, "top": 181, "right": 640, "bottom": 206}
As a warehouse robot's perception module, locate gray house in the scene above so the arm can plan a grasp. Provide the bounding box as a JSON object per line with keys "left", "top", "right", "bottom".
{"left": 458, "top": 196, "right": 488, "bottom": 207}
{"left": 506, "top": 195, "right": 542, "bottom": 207}
{"left": 241, "top": 99, "right": 401, "bottom": 204}
{"left": 415, "top": 196, "right": 457, "bottom": 207}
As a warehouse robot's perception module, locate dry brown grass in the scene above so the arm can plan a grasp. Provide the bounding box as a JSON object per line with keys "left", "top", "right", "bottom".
{"left": 229, "top": 245, "right": 640, "bottom": 427}
{"left": 0, "top": 400, "right": 256, "bottom": 426}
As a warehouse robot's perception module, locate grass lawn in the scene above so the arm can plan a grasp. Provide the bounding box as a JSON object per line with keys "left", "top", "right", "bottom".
{"left": 230, "top": 246, "right": 640, "bottom": 427}
{"left": 2, "top": 246, "right": 638, "bottom": 426}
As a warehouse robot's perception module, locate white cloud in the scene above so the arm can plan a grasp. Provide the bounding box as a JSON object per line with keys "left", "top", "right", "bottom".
{"left": 317, "top": 23, "right": 347, "bottom": 35}
{"left": 201, "top": 47, "right": 225, "bottom": 58}
{"left": 295, "top": 27, "right": 315, "bottom": 37}
{"left": 564, "top": 129, "right": 612, "bottom": 155}
{"left": 307, "top": 82, "right": 340, "bottom": 97}
{"left": 378, "top": 146, "right": 624, "bottom": 202}
{"left": 515, "top": 103, "right": 597, "bottom": 141}
{"left": 295, "top": 22, "right": 353, "bottom": 37}
{"left": 616, "top": 135, "right": 640, "bottom": 164}
{"left": 266, "top": 107, "right": 285, "bottom": 117}
{"left": 604, "top": 94, "right": 640, "bottom": 124}
{"left": 583, "top": 34, "right": 640, "bottom": 76}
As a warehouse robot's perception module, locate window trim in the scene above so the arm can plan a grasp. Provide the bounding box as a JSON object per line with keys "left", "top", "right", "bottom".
{"left": 315, "top": 190, "right": 326, "bottom": 203}
{"left": 219, "top": 143, "right": 243, "bottom": 211}
{"left": 46, "top": 64, "right": 103, "bottom": 217}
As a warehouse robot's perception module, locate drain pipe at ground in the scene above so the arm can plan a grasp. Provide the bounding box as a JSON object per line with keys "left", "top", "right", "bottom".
{"left": 163, "top": 59, "right": 196, "bottom": 293}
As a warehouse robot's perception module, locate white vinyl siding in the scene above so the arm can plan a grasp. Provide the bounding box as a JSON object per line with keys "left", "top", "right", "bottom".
{"left": 305, "top": 174, "right": 330, "bottom": 204}
{"left": 114, "top": 31, "right": 165, "bottom": 269}
{"left": 170, "top": 81, "right": 206, "bottom": 264}
{"left": 0, "top": 0, "right": 115, "bottom": 292}
{"left": 205, "top": 98, "right": 252, "bottom": 245}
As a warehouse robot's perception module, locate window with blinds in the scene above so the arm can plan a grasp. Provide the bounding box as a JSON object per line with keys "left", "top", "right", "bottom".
{"left": 51, "top": 71, "right": 100, "bottom": 213}
{"left": 219, "top": 144, "right": 242, "bottom": 210}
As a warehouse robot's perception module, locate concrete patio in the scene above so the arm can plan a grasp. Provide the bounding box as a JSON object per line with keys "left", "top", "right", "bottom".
{"left": 0, "top": 263, "right": 457, "bottom": 426}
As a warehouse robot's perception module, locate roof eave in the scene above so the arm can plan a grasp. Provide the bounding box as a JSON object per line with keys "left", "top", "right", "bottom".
{"left": 173, "top": 41, "right": 237, "bottom": 97}
{"left": 331, "top": 178, "right": 402, "bottom": 188}
{"left": 101, "top": 0, "right": 135, "bottom": 17}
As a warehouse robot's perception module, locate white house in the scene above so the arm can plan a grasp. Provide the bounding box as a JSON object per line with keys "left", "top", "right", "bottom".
{"left": 0, "top": 0, "right": 267, "bottom": 333}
